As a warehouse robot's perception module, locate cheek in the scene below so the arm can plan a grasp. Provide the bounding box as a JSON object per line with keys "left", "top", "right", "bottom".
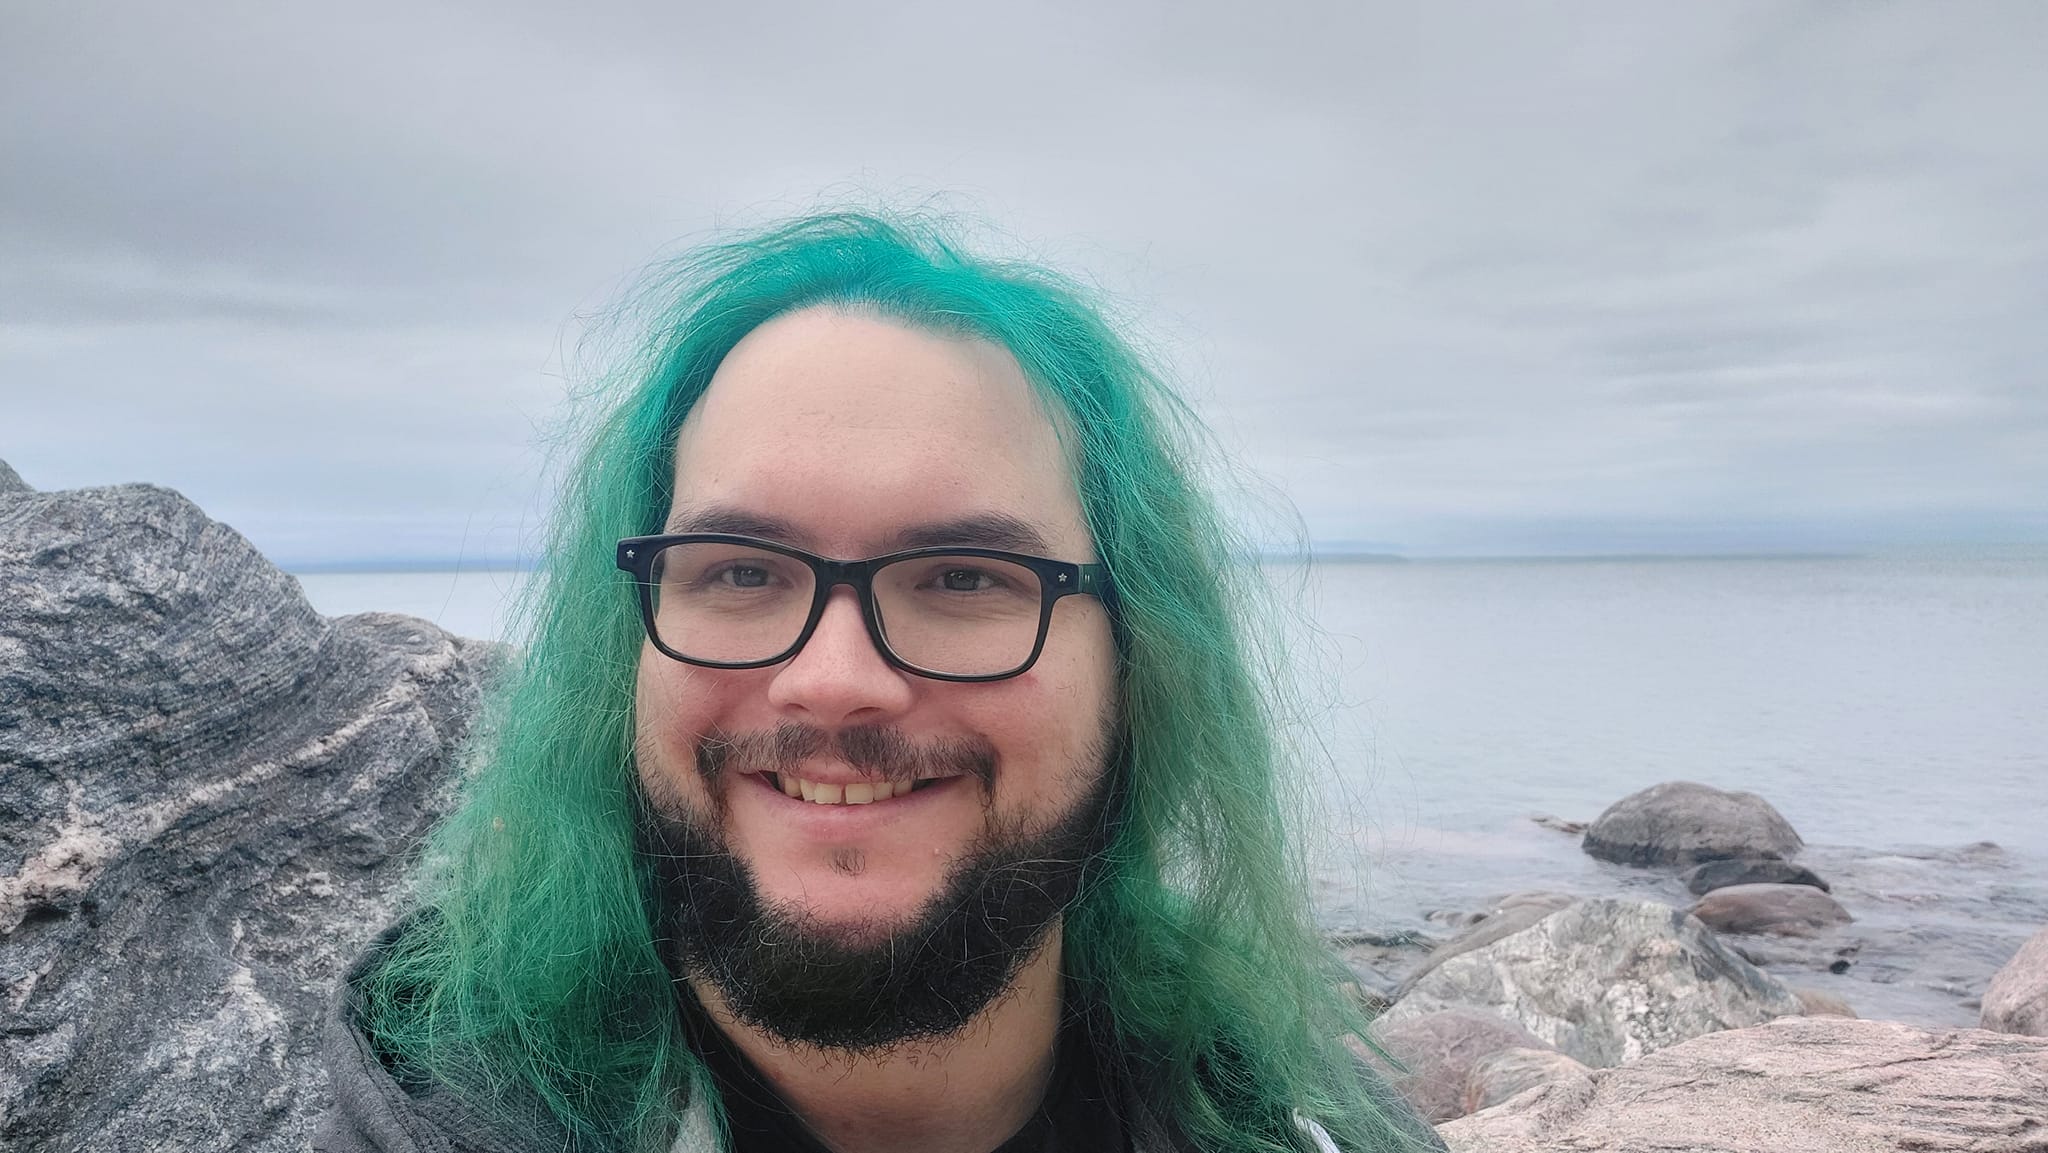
{"left": 635, "top": 651, "right": 692, "bottom": 742}
{"left": 981, "top": 615, "right": 1119, "bottom": 808}
{"left": 633, "top": 650, "right": 741, "bottom": 794}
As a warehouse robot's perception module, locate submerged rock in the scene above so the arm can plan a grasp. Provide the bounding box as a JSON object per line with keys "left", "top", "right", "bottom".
{"left": 1367, "top": 1008, "right": 1557, "bottom": 1123}
{"left": 1582, "top": 781, "right": 1804, "bottom": 867}
{"left": 1982, "top": 924, "right": 2048, "bottom": 1037}
{"left": 1681, "top": 857, "right": 1831, "bottom": 895}
{"left": 1382, "top": 898, "right": 1804, "bottom": 1068}
{"left": 1438, "top": 1017, "right": 2048, "bottom": 1153}
{"left": 1689, "top": 883, "right": 1853, "bottom": 937}
{"left": 0, "top": 473, "right": 496, "bottom": 1152}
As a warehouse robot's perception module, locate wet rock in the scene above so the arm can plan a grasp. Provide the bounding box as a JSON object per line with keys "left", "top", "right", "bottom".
{"left": 1425, "top": 908, "right": 1489, "bottom": 931}
{"left": 1366, "top": 1009, "right": 1556, "bottom": 1123}
{"left": 0, "top": 476, "right": 496, "bottom": 1151}
{"left": 1728, "top": 936, "right": 1862, "bottom": 976}
{"left": 1383, "top": 899, "right": 1803, "bottom": 1068}
{"left": 1690, "top": 883, "right": 1853, "bottom": 938}
{"left": 1681, "top": 857, "right": 1831, "bottom": 895}
{"left": 1982, "top": 924, "right": 2048, "bottom": 1037}
{"left": 1529, "top": 814, "right": 1586, "bottom": 836}
{"left": 1438, "top": 1017, "right": 2048, "bottom": 1153}
{"left": 1332, "top": 929, "right": 1438, "bottom": 1009}
{"left": 1395, "top": 892, "right": 1576, "bottom": 999}
{"left": 1460, "top": 1046, "right": 1590, "bottom": 1116}
{"left": 1582, "top": 781, "right": 1802, "bottom": 868}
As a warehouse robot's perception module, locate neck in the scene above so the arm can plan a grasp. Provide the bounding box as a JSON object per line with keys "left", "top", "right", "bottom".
{"left": 687, "top": 929, "right": 1065, "bottom": 1153}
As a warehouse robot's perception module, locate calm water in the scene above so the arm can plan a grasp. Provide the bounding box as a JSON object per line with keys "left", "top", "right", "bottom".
{"left": 293, "top": 554, "right": 2048, "bottom": 1027}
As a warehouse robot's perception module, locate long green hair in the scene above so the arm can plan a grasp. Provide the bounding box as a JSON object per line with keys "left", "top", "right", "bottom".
{"left": 361, "top": 211, "right": 1423, "bottom": 1151}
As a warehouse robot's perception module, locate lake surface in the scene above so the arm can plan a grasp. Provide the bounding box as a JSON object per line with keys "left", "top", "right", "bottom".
{"left": 294, "top": 553, "right": 2048, "bottom": 1027}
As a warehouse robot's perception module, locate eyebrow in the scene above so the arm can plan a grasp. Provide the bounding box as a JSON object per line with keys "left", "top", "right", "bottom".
{"left": 662, "top": 505, "right": 1056, "bottom": 556}
{"left": 890, "top": 513, "right": 1053, "bottom": 554}
{"left": 663, "top": 505, "right": 806, "bottom": 542}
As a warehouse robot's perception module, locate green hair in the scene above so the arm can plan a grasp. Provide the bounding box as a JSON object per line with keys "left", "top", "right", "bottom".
{"left": 361, "top": 210, "right": 1423, "bottom": 1151}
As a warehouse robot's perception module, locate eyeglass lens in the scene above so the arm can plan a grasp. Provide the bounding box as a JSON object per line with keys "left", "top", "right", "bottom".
{"left": 648, "top": 541, "right": 1044, "bottom": 676}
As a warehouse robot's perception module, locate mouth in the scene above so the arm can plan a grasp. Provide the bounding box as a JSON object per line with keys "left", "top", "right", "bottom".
{"left": 765, "top": 773, "right": 944, "bottom": 806}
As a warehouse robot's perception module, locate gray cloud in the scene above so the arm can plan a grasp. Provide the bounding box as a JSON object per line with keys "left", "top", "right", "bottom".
{"left": 3, "top": 0, "right": 2043, "bottom": 561}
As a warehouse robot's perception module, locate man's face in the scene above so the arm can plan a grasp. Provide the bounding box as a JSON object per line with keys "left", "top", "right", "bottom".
{"left": 632, "top": 307, "right": 1119, "bottom": 1036}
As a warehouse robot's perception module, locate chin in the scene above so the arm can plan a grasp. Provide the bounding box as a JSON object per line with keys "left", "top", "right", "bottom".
{"left": 754, "top": 864, "right": 949, "bottom": 935}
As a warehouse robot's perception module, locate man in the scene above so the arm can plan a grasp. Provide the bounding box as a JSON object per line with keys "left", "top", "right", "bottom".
{"left": 318, "top": 212, "right": 1441, "bottom": 1152}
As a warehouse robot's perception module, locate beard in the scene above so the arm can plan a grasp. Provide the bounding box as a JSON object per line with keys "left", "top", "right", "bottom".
{"left": 636, "top": 722, "right": 1119, "bottom": 1054}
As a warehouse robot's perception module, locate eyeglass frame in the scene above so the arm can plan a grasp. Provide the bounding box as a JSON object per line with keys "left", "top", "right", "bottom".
{"left": 614, "top": 532, "right": 1115, "bottom": 683}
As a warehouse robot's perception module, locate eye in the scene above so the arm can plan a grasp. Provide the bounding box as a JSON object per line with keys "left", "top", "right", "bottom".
{"left": 938, "top": 567, "right": 997, "bottom": 592}
{"left": 711, "top": 563, "right": 775, "bottom": 589}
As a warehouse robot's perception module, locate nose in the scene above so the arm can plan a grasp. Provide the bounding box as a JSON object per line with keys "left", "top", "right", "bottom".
{"left": 765, "top": 586, "right": 916, "bottom": 726}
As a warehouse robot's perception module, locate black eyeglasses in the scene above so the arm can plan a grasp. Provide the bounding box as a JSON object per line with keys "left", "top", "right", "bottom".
{"left": 615, "top": 533, "right": 1113, "bottom": 682}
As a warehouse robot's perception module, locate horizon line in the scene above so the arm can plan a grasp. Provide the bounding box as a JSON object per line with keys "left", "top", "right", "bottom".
{"left": 279, "top": 543, "right": 2048, "bottom": 574}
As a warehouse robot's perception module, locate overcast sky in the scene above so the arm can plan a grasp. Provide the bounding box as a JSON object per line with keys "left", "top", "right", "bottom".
{"left": 4, "top": 1, "right": 2044, "bottom": 563}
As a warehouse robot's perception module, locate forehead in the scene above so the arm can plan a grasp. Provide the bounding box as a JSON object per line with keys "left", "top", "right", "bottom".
{"left": 669, "top": 307, "right": 1091, "bottom": 557}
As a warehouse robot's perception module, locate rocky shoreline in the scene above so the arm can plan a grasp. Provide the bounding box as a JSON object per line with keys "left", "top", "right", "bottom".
{"left": 3, "top": 463, "right": 2044, "bottom": 1150}
{"left": 1342, "top": 779, "right": 2048, "bottom": 1145}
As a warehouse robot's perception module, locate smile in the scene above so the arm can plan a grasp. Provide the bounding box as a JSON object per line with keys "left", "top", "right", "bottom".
{"left": 766, "top": 773, "right": 941, "bottom": 805}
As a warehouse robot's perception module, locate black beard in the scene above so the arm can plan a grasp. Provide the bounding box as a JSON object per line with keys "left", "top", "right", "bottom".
{"left": 636, "top": 726, "right": 1117, "bottom": 1053}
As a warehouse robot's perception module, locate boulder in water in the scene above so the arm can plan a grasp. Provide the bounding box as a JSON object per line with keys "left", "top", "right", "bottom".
{"left": 1582, "top": 781, "right": 1803, "bottom": 867}
{"left": 1681, "top": 857, "right": 1831, "bottom": 895}
{"left": 1689, "top": 883, "right": 1853, "bottom": 938}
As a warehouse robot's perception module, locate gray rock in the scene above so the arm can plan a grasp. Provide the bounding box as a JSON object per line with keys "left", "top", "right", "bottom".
{"left": 1791, "top": 987, "right": 1858, "bottom": 1018}
{"left": 1681, "top": 857, "right": 1830, "bottom": 895}
{"left": 1689, "top": 883, "right": 1853, "bottom": 937}
{"left": 1366, "top": 1008, "right": 1556, "bottom": 1123}
{"left": 1383, "top": 899, "right": 1804, "bottom": 1068}
{"left": 0, "top": 481, "right": 496, "bottom": 1151}
{"left": 1333, "top": 929, "right": 1438, "bottom": 1010}
{"left": 1438, "top": 1017, "right": 2048, "bottom": 1153}
{"left": 1460, "top": 1046, "right": 1590, "bottom": 1116}
{"left": 0, "top": 458, "right": 28, "bottom": 494}
{"left": 1982, "top": 923, "right": 2048, "bottom": 1037}
{"left": 1395, "top": 892, "right": 1576, "bottom": 999}
{"left": 1582, "top": 780, "right": 1803, "bottom": 868}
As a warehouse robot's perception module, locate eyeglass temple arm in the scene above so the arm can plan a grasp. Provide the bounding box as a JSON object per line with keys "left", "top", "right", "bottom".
{"left": 1072, "top": 564, "right": 1111, "bottom": 598}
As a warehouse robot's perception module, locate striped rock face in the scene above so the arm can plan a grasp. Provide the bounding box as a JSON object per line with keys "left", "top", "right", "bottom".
{"left": 1, "top": 472, "right": 495, "bottom": 1151}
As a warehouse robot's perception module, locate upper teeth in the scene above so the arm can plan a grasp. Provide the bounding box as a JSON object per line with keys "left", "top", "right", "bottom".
{"left": 777, "top": 775, "right": 921, "bottom": 804}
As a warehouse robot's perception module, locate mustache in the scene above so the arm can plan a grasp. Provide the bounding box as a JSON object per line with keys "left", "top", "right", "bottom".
{"left": 694, "top": 722, "right": 997, "bottom": 788}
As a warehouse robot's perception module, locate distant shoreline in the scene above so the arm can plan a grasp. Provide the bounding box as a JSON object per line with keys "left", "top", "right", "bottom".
{"left": 283, "top": 559, "right": 539, "bottom": 575}
{"left": 276, "top": 547, "right": 2048, "bottom": 573}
